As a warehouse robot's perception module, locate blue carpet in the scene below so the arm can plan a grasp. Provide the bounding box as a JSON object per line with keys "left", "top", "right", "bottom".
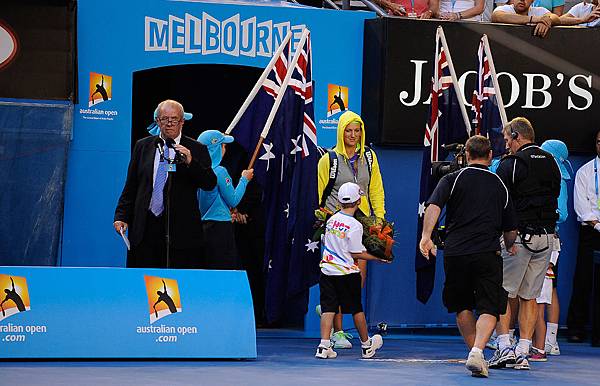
{"left": 1, "top": 334, "right": 599, "bottom": 385}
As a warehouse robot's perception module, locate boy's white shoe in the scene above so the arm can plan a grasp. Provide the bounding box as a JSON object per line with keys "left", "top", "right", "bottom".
{"left": 332, "top": 330, "right": 353, "bottom": 349}
{"left": 545, "top": 341, "right": 561, "bottom": 356}
{"left": 315, "top": 344, "right": 337, "bottom": 359}
{"left": 361, "top": 334, "right": 383, "bottom": 358}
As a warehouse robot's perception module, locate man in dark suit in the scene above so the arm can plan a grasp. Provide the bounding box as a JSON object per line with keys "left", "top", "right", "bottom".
{"left": 114, "top": 99, "right": 216, "bottom": 268}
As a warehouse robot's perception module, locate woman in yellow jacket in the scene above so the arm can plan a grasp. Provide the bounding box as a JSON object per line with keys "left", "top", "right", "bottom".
{"left": 317, "top": 110, "right": 386, "bottom": 349}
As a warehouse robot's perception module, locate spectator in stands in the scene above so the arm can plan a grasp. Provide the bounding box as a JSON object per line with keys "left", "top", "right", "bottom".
{"left": 483, "top": 0, "right": 509, "bottom": 22}
{"left": 560, "top": 0, "right": 600, "bottom": 25}
{"left": 430, "top": 0, "right": 486, "bottom": 20}
{"left": 492, "top": 0, "right": 561, "bottom": 38}
{"left": 533, "top": 0, "right": 565, "bottom": 15}
{"left": 383, "top": 0, "right": 436, "bottom": 17}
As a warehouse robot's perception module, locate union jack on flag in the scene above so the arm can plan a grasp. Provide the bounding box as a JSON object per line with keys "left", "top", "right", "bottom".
{"left": 471, "top": 37, "right": 505, "bottom": 158}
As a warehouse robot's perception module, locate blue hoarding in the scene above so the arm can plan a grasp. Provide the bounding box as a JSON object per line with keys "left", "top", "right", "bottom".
{"left": 0, "top": 267, "right": 256, "bottom": 358}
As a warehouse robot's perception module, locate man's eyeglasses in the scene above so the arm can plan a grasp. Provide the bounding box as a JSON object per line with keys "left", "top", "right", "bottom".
{"left": 157, "top": 117, "right": 182, "bottom": 125}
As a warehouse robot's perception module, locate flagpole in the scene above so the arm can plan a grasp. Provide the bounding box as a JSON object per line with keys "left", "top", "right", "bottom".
{"left": 247, "top": 28, "right": 310, "bottom": 169}
{"left": 482, "top": 34, "right": 508, "bottom": 127}
{"left": 437, "top": 26, "right": 472, "bottom": 137}
{"left": 225, "top": 31, "right": 294, "bottom": 135}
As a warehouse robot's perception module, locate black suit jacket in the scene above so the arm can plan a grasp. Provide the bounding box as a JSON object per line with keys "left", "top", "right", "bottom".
{"left": 114, "top": 135, "right": 217, "bottom": 249}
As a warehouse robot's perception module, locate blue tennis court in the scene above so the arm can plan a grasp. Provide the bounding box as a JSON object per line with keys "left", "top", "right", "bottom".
{"left": 2, "top": 332, "right": 599, "bottom": 385}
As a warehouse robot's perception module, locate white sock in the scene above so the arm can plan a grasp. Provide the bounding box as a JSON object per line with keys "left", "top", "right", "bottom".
{"left": 515, "top": 339, "right": 531, "bottom": 356}
{"left": 470, "top": 347, "right": 483, "bottom": 355}
{"left": 546, "top": 322, "right": 558, "bottom": 346}
{"left": 320, "top": 339, "right": 331, "bottom": 348}
{"left": 498, "top": 334, "right": 511, "bottom": 350}
{"left": 361, "top": 338, "right": 371, "bottom": 347}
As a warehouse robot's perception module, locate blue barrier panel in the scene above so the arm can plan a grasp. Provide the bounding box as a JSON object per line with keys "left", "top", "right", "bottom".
{"left": 0, "top": 267, "right": 256, "bottom": 359}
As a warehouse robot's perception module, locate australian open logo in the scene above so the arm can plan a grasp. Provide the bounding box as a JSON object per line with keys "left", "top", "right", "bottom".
{"left": 89, "top": 72, "right": 112, "bottom": 107}
{"left": 327, "top": 84, "right": 348, "bottom": 118}
{"left": 144, "top": 275, "right": 182, "bottom": 324}
{"left": 0, "top": 275, "right": 30, "bottom": 322}
{"left": 0, "top": 21, "right": 18, "bottom": 70}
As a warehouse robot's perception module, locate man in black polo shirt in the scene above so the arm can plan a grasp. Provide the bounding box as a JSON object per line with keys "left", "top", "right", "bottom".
{"left": 489, "top": 117, "right": 561, "bottom": 371}
{"left": 420, "top": 135, "right": 518, "bottom": 378}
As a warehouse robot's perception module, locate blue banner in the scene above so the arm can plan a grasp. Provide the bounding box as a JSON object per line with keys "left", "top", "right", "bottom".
{"left": 0, "top": 267, "right": 256, "bottom": 358}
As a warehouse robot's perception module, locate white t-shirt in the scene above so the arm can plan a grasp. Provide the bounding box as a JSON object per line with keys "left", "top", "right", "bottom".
{"left": 320, "top": 211, "right": 365, "bottom": 276}
{"left": 440, "top": 0, "right": 482, "bottom": 21}
{"left": 567, "top": 2, "right": 600, "bottom": 26}
{"left": 493, "top": 4, "right": 551, "bottom": 16}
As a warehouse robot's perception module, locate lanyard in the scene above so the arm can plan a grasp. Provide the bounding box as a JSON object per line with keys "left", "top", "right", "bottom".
{"left": 595, "top": 158, "right": 598, "bottom": 197}
{"left": 411, "top": 0, "right": 415, "bottom": 12}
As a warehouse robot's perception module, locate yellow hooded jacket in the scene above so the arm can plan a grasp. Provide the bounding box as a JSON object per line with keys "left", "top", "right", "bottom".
{"left": 317, "top": 111, "right": 386, "bottom": 218}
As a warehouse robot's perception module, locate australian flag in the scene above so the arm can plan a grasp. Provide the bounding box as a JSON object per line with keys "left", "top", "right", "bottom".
{"left": 471, "top": 37, "right": 505, "bottom": 158}
{"left": 233, "top": 31, "right": 320, "bottom": 323}
{"left": 415, "top": 36, "right": 470, "bottom": 304}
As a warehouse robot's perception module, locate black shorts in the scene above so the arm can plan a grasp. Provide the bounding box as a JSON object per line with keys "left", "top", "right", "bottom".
{"left": 443, "top": 251, "right": 507, "bottom": 319}
{"left": 319, "top": 273, "right": 363, "bottom": 315}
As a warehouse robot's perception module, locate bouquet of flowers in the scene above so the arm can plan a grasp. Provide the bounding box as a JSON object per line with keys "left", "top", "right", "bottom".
{"left": 312, "top": 207, "right": 334, "bottom": 242}
{"left": 355, "top": 211, "right": 395, "bottom": 261}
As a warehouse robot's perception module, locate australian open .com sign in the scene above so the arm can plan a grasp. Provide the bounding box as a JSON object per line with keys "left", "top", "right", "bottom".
{"left": 144, "top": 13, "right": 305, "bottom": 57}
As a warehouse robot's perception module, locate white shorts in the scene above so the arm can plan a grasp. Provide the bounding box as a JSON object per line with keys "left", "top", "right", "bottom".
{"left": 536, "top": 275, "right": 553, "bottom": 304}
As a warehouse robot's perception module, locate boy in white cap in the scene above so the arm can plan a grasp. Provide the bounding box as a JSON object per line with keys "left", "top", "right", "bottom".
{"left": 316, "top": 182, "right": 386, "bottom": 359}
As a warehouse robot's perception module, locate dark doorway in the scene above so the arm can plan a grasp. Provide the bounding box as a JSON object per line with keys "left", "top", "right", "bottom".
{"left": 131, "top": 64, "right": 263, "bottom": 146}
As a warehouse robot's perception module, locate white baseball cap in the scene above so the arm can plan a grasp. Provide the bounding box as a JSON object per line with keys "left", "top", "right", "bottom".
{"left": 338, "top": 182, "right": 363, "bottom": 203}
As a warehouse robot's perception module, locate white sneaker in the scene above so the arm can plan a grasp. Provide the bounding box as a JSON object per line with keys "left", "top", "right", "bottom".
{"left": 361, "top": 334, "right": 383, "bottom": 358}
{"left": 545, "top": 341, "right": 561, "bottom": 356}
{"left": 485, "top": 336, "right": 498, "bottom": 350}
{"left": 332, "top": 330, "right": 353, "bottom": 349}
{"left": 466, "top": 351, "right": 489, "bottom": 378}
{"left": 315, "top": 344, "right": 337, "bottom": 359}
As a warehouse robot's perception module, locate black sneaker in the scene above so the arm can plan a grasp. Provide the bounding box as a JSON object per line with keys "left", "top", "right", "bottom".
{"left": 488, "top": 347, "right": 516, "bottom": 369}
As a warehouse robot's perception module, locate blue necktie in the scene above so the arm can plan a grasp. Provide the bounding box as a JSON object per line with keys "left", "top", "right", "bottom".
{"left": 149, "top": 145, "right": 168, "bottom": 216}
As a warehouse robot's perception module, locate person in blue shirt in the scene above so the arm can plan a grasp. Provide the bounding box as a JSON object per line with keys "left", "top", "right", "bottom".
{"left": 197, "top": 130, "right": 254, "bottom": 269}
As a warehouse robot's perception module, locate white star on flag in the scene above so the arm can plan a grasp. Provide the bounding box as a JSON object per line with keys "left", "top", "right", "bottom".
{"left": 418, "top": 202, "right": 426, "bottom": 218}
{"left": 259, "top": 142, "right": 276, "bottom": 171}
{"left": 305, "top": 239, "right": 319, "bottom": 253}
{"left": 290, "top": 135, "right": 302, "bottom": 155}
{"left": 284, "top": 203, "right": 290, "bottom": 218}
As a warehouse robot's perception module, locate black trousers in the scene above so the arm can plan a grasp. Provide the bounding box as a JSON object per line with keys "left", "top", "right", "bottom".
{"left": 202, "top": 220, "right": 240, "bottom": 270}
{"left": 567, "top": 224, "right": 600, "bottom": 333}
{"left": 127, "top": 211, "right": 202, "bottom": 269}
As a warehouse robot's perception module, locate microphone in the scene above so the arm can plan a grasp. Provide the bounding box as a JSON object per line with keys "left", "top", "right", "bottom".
{"left": 155, "top": 137, "right": 165, "bottom": 161}
{"left": 165, "top": 138, "right": 186, "bottom": 164}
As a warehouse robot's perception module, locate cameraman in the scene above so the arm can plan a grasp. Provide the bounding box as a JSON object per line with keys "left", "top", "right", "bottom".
{"left": 420, "top": 135, "right": 518, "bottom": 378}
{"left": 489, "top": 117, "right": 561, "bottom": 371}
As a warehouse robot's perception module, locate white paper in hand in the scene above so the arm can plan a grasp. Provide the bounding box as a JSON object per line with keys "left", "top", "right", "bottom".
{"left": 120, "top": 227, "right": 130, "bottom": 250}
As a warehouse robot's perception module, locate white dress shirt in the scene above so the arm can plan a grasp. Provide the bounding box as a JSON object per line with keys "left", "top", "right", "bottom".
{"left": 574, "top": 156, "right": 600, "bottom": 223}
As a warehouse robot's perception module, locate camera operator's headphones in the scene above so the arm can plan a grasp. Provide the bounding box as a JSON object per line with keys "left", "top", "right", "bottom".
{"left": 509, "top": 123, "right": 519, "bottom": 140}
